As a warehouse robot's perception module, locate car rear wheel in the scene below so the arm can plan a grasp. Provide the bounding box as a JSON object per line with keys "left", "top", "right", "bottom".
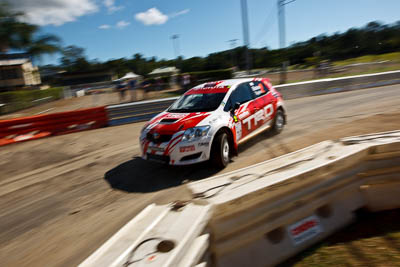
{"left": 211, "top": 132, "right": 230, "bottom": 168}
{"left": 271, "top": 109, "right": 285, "bottom": 134}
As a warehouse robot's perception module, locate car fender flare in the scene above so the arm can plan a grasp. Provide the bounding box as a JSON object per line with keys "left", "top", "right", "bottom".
{"left": 208, "top": 126, "right": 237, "bottom": 158}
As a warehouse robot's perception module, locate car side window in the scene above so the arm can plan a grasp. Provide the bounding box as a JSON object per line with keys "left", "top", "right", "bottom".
{"left": 248, "top": 81, "right": 269, "bottom": 97}
{"left": 224, "top": 83, "right": 254, "bottom": 111}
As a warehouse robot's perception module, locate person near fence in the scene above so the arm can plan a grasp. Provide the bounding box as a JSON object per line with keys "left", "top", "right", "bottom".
{"left": 117, "top": 81, "right": 127, "bottom": 103}
{"left": 182, "top": 74, "right": 191, "bottom": 91}
{"left": 128, "top": 78, "right": 137, "bottom": 102}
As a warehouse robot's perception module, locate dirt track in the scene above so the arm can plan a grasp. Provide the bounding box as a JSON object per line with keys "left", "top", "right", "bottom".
{"left": 0, "top": 84, "right": 400, "bottom": 266}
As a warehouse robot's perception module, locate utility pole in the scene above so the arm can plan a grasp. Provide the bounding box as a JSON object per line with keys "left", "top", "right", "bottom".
{"left": 171, "top": 34, "right": 180, "bottom": 59}
{"left": 171, "top": 34, "right": 182, "bottom": 73}
{"left": 278, "top": 0, "right": 286, "bottom": 49}
{"left": 227, "top": 39, "right": 238, "bottom": 68}
{"left": 277, "top": 0, "right": 295, "bottom": 84}
{"left": 240, "top": 0, "right": 251, "bottom": 73}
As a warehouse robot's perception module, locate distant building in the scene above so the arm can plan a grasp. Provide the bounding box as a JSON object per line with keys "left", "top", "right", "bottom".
{"left": 0, "top": 54, "right": 41, "bottom": 91}
{"left": 58, "top": 70, "right": 117, "bottom": 86}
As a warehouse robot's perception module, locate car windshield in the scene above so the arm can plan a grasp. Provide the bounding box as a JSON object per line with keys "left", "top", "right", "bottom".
{"left": 168, "top": 93, "right": 226, "bottom": 113}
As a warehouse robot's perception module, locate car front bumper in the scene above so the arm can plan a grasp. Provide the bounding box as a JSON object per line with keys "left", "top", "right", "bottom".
{"left": 140, "top": 134, "right": 212, "bottom": 165}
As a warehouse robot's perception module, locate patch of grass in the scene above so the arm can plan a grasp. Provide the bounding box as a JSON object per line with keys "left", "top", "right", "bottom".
{"left": 333, "top": 52, "right": 400, "bottom": 66}
{"left": 324, "top": 65, "right": 400, "bottom": 78}
{"left": 279, "top": 209, "right": 400, "bottom": 267}
{"left": 271, "top": 65, "right": 400, "bottom": 85}
{"left": 0, "top": 87, "right": 63, "bottom": 115}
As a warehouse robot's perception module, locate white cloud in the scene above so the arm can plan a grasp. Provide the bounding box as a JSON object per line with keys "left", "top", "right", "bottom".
{"left": 116, "top": 20, "right": 130, "bottom": 29}
{"left": 135, "top": 7, "right": 168, "bottom": 26}
{"left": 104, "top": 0, "right": 114, "bottom": 8}
{"left": 99, "top": 24, "right": 111, "bottom": 29}
{"left": 7, "top": 0, "right": 98, "bottom": 26}
{"left": 169, "top": 9, "right": 190, "bottom": 18}
{"left": 134, "top": 8, "right": 190, "bottom": 26}
{"left": 103, "top": 0, "right": 123, "bottom": 13}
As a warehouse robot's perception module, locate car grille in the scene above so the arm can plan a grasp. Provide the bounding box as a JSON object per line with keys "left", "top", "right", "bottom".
{"left": 146, "top": 133, "right": 173, "bottom": 144}
{"left": 180, "top": 152, "right": 202, "bottom": 162}
{"left": 147, "top": 153, "right": 170, "bottom": 164}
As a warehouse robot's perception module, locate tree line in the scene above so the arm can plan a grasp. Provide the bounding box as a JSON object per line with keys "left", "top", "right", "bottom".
{"left": 1, "top": 3, "right": 399, "bottom": 79}
{"left": 44, "top": 20, "right": 400, "bottom": 78}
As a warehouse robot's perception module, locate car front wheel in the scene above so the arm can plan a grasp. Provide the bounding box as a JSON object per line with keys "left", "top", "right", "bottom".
{"left": 271, "top": 109, "right": 285, "bottom": 134}
{"left": 211, "top": 132, "right": 230, "bottom": 168}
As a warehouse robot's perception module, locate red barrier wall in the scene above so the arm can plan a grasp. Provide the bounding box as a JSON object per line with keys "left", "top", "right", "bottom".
{"left": 0, "top": 107, "right": 108, "bottom": 146}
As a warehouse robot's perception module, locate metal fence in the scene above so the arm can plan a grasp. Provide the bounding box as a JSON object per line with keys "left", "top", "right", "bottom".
{"left": 106, "top": 97, "right": 178, "bottom": 126}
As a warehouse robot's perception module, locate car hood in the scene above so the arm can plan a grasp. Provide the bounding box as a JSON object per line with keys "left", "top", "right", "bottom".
{"left": 146, "top": 112, "right": 211, "bottom": 134}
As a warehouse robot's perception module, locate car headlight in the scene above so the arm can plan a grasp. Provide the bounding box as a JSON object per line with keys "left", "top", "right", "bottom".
{"left": 182, "top": 126, "right": 210, "bottom": 141}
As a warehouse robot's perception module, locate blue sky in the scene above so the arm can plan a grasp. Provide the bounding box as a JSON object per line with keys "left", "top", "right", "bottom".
{"left": 11, "top": 0, "right": 400, "bottom": 65}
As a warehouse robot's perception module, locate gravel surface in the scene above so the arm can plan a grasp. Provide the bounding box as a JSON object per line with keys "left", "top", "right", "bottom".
{"left": 0, "top": 84, "right": 399, "bottom": 266}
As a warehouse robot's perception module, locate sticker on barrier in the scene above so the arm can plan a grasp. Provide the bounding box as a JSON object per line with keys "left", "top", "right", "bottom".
{"left": 288, "top": 215, "right": 323, "bottom": 245}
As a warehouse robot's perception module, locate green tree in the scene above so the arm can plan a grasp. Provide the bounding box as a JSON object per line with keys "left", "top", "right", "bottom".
{"left": 60, "top": 45, "right": 86, "bottom": 67}
{"left": 0, "top": 3, "right": 60, "bottom": 59}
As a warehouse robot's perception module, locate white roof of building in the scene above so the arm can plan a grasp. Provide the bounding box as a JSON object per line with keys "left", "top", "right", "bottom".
{"left": 148, "top": 66, "right": 179, "bottom": 75}
{"left": 0, "top": 58, "right": 29, "bottom": 66}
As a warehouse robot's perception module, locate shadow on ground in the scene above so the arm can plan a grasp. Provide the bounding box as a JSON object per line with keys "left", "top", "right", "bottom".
{"left": 104, "top": 156, "right": 221, "bottom": 193}
{"left": 105, "top": 129, "right": 292, "bottom": 193}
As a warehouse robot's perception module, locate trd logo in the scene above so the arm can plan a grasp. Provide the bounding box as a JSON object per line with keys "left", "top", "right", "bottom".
{"left": 242, "top": 104, "right": 274, "bottom": 130}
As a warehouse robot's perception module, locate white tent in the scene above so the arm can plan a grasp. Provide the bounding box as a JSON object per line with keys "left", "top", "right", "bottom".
{"left": 115, "top": 72, "right": 141, "bottom": 81}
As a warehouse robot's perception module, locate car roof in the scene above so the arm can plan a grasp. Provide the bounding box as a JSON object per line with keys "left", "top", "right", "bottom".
{"left": 185, "top": 78, "right": 270, "bottom": 95}
{"left": 197, "top": 78, "right": 253, "bottom": 88}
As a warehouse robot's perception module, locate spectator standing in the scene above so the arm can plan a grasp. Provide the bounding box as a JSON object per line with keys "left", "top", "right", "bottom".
{"left": 128, "top": 78, "right": 137, "bottom": 102}
{"left": 140, "top": 79, "right": 150, "bottom": 100}
{"left": 117, "top": 81, "right": 127, "bottom": 103}
{"left": 182, "top": 74, "right": 191, "bottom": 91}
{"left": 156, "top": 77, "right": 162, "bottom": 91}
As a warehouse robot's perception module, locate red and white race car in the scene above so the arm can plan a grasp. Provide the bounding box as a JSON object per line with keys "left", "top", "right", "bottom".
{"left": 139, "top": 78, "right": 286, "bottom": 168}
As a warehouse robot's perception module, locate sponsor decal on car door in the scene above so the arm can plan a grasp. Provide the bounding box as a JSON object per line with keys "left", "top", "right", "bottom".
{"left": 242, "top": 81, "right": 274, "bottom": 132}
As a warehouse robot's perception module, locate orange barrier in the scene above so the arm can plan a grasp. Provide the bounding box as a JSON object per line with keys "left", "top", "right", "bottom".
{"left": 0, "top": 107, "right": 108, "bottom": 146}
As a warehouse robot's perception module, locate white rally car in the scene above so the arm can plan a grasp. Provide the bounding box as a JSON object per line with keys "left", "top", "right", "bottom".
{"left": 140, "top": 78, "right": 286, "bottom": 168}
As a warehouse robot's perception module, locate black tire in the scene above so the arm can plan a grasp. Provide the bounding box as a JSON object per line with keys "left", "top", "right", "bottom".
{"left": 210, "top": 132, "right": 230, "bottom": 168}
{"left": 271, "top": 109, "right": 285, "bottom": 134}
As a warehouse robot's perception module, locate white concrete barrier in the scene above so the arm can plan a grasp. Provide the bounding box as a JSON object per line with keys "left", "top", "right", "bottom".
{"left": 188, "top": 130, "right": 400, "bottom": 267}
{"left": 80, "top": 130, "right": 400, "bottom": 267}
{"left": 79, "top": 203, "right": 213, "bottom": 267}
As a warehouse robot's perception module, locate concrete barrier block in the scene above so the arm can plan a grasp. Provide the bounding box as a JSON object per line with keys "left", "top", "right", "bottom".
{"left": 361, "top": 182, "right": 400, "bottom": 212}
{"left": 214, "top": 184, "right": 366, "bottom": 267}
{"left": 190, "top": 141, "right": 368, "bottom": 224}
{"left": 188, "top": 130, "right": 400, "bottom": 266}
{"left": 79, "top": 203, "right": 213, "bottom": 267}
{"left": 340, "top": 130, "right": 400, "bottom": 146}
{"left": 178, "top": 234, "right": 209, "bottom": 267}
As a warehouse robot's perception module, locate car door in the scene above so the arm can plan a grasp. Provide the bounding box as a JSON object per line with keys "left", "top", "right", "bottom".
{"left": 224, "top": 83, "right": 256, "bottom": 141}
{"left": 248, "top": 80, "right": 276, "bottom": 128}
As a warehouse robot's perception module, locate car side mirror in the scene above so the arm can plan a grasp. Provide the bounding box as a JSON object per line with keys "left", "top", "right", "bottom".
{"left": 233, "top": 102, "right": 240, "bottom": 111}
{"left": 229, "top": 102, "right": 240, "bottom": 114}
